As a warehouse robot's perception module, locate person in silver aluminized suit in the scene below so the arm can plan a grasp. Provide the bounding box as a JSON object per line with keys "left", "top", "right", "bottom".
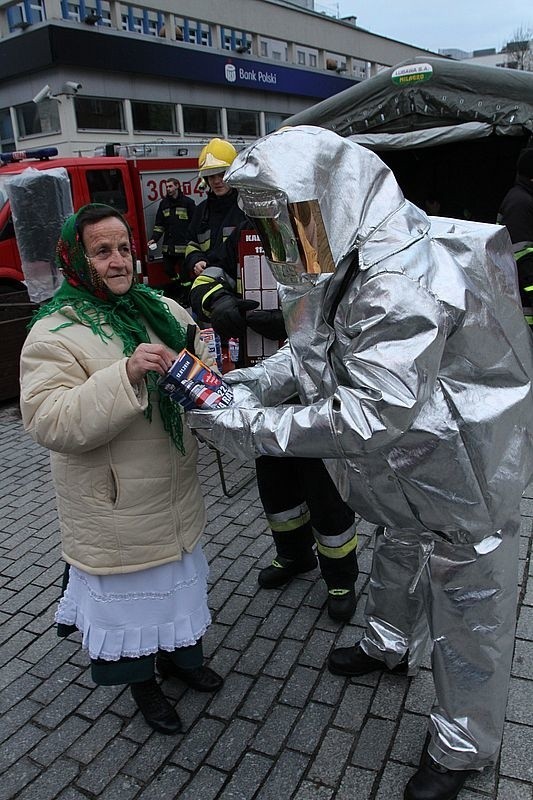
{"left": 186, "top": 125, "right": 533, "bottom": 800}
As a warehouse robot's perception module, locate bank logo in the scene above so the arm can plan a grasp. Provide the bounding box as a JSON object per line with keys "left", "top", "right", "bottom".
{"left": 225, "top": 63, "right": 236, "bottom": 83}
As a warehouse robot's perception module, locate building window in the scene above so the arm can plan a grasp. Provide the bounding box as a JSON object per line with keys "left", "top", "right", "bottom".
{"left": 227, "top": 109, "right": 260, "bottom": 137}
{"left": 272, "top": 51, "right": 281, "bottom": 61}
{"left": 260, "top": 41, "right": 268, "bottom": 56}
{"left": 182, "top": 106, "right": 220, "bottom": 135}
{"left": 15, "top": 100, "right": 60, "bottom": 138}
{"left": 297, "top": 50, "right": 306, "bottom": 65}
{"left": 0, "top": 108, "right": 15, "bottom": 151}
{"left": 309, "top": 53, "right": 317, "bottom": 67}
{"left": 265, "top": 112, "right": 286, "bottom": 134}
{"left": 74, "top": 97, "right": 125, "bottom": 131}
{"left": 86, "top": 169, "right": 128, "bottom": 212}
{"left": 131, "top": 101, "right": 176, "bottom": 133}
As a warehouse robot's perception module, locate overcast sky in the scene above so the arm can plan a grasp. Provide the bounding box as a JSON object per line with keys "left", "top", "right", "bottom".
{"left": 335, "top": 0, "right": 531, "bottom": 54}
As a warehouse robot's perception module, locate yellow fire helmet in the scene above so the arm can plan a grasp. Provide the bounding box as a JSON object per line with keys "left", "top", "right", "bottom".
{"left": 198, "top": 138, "right": 238, "bottom": 178}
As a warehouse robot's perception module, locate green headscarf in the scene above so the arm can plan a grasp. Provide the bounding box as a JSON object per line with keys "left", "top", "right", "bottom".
{"left": 29, "top": 204, "right": 187, "bottom": 452}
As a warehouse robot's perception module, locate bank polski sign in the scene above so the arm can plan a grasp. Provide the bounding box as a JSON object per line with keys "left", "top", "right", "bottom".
{"left": 225, "top": 59, "right": 278, "bottom": 87}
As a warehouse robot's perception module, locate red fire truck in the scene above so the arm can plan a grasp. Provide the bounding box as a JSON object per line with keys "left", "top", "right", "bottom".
{"left": 0, "top": 142, "right": 212, "bottom": 399}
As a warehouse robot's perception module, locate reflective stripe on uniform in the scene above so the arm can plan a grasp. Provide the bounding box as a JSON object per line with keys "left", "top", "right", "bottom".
{"left": 314, "top": 521, "right": 358, "bottom": 558}
{"left": 265, "top": 503, "right": 311, "bottom": 533}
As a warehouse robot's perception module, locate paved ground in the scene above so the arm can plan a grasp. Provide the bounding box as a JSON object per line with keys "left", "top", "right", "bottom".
{"left": 1, "top": 398, "right": 532, "bottom": 800}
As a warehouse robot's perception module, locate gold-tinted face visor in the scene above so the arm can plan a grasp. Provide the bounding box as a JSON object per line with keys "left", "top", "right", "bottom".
{"left": 238, "top": 189, "right": 335, "bottom": 285}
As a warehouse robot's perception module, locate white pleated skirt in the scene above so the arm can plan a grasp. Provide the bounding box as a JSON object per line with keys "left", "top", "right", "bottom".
{"left": 55, "top": 544, "right": 211, "bottom": 661}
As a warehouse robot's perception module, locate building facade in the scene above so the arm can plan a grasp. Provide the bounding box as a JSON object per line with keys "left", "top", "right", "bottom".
{"left": 0, "top": 0, "right": 438, "bottom": 156}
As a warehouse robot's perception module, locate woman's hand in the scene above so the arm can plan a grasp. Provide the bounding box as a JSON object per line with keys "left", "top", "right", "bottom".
{"left": 126, "top": 344, "right": 176, "bottom": 385}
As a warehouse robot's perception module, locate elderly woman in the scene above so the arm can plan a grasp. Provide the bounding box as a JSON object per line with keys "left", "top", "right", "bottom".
{"left": 20, "top": 203, "right": 222, "bottom": 735}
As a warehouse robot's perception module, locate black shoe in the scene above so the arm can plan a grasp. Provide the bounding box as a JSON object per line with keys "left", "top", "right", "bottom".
{"left": 156, "top": 652, "right": 223, "bottom": 693}
{"left": 404, "top": 742, "right": 472, "bottom": 800}
{"left": 328, "top": 642, "right": 408, "bottom": 676}
{"left": 130, "top": 678, "right": 182, "bottom": 734}
{"left": 258, "top": 555, "right": 317, "bottom": 589}
{"left": 327, "top": 589, "right": 356, "bottom": 622}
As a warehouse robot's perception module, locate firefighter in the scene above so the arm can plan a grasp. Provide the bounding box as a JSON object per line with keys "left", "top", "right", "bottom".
{"left": 497, "top": 147, "right": 533, "bottom": 327}
{"left": 189, "top": 143, "right": 358, "bottom": 623}
{"left": 148, "top": 177, "right": 195, "bottom": 304}
{"left": 184, "top": 138, "right": 246, "bottom": 281}
{"left": 186, "top": 125, "right": 533, "bottom": 800}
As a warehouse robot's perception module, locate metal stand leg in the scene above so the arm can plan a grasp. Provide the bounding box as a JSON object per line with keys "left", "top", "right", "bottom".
{"left": 215, "top": 449, "right": 255, "bottom": 497}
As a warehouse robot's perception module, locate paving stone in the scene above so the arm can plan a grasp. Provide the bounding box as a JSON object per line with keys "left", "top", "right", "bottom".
{"left": 287, "top": 701, "right": 334, "bottom": 754}
{"left": 308, "top": 727, "right": 355, "bottom": 786}
{"left": 263, "top": 640, "right": 304, "bottom": 679}
{"left": 500, "top": 723, "right": 533, "bottom": 783}
{"left": 279, "top": 664, "right": 320, "bottom": 707}
{"left": 94, "top": 775, "right": 144, "bottom": 800}
{"left": 333, "top": 682, "right": 374, "bottom": 730}
{"left": 67, "top": 713, "right": 125, "bottom": 763}
{"left": 376, "top": 761, "right": 423, "bottom": 799}
{"left": 293, "top": 783, "right": 335, "bottom": 800}
{"left": 171, "top": 717, "right": 225, "bottom": 770}
{"left": 235, "top": 635, "right": 277, "bottom": 674}
{"left": 239, "top": 675, "right": 283, "bottom": 721}
{"left": 336, "top": 765, "right": 376, "bottom": 800}
{"left": 75, "top": 737, "right": 139, "bottom": 794}
{"left": 206, "top": 717, "right": 257, "bottom": 770}
{"left": 390, "top": 713, "right": 428, "bottom": 765}
{"left": 0, "top": 722, "right": 47, "bottom": 770}
{"left": 206, "top": 672, "right": 254, "bottom": 720}
{"left": 255, "top": 750, "right": 309, "bottom": 800}
{"left": 218, "top": 613, "right": 262, "bottom": 651}
{"left": 404, "top": 668, "right": 435, "bottom": 714}
{"left": 512, "top": 640, "right": 533, "bottom": 680}
{"left": 497, "top": 777, "right": 533, "bottom": 799}
{"left": 122, "top": 732, "right": 177, "bottom": 779}
{"left": 516, "top": 606, "right": 533, "bottom": 639}
{"left": 312, "top": 669, "right": 347, "bottom": 705}
{"left": 371, "top": 673, "right": 409, "bottom": 720}
{"left": 134, "top": 766, "right": 190, "bottom": 800}
{"left": 351, "top": 717, "right": 396, "bottom": 770}
{"left": 258, "top": 604, "right": 295, "bottom": 639}
{"left": 253, "top": 703, "right": 300, "bottom": 755}
{"left": 0, "top": 757, "right": 42, "bottom": 800}
{"left": 0, "top": 697, "right": 43, "bottom": 745}
{"left": 31, "top": 715, "right": 92, "bottom": 766}
{"left": 219, "top": 752, "right": 273, "bottom": 800}
{"left": 174, "top": 766, "right": 227, "bottom": 800}
{"left": 298, "top": 629, "right": 337, "bottom": 668}
{"left": 29, "top": 662, "right": 82, "bottom": 704}
{"left": 34, "top": 682, "right": 92, "bottom": 728}
{"left": 0, "top": 670, "right": 41, "bottom": 713}
{"left": 17, "top": 757, "right": 80, "bottom": 800}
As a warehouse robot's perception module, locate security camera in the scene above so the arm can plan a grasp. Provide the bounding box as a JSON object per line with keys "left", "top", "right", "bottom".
{"left": 32, "top": 84, "right": 53, "bottom": 104}
{"left": 63, "top": 81, "right": 82, "bottom": 93}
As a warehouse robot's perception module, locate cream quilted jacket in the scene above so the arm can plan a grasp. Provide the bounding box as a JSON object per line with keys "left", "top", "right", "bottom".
{"left": 20, "top": 296, "right": 211, "bottom": 575}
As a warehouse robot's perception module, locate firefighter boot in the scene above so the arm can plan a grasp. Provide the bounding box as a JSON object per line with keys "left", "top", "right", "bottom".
{"left": 318, "top": 548, "right": 359, "bottom": 622}
{"left": 328, "top": 641, "right": 408, "bottom": 676}
{"left": 404, "top": 737, "right": 473, "bottom": 800}
{"left": 258, "top": 519, "right": 317, "bottom": 589}
{"left": 258, "top": 553, "right": 318, "bottom": 589}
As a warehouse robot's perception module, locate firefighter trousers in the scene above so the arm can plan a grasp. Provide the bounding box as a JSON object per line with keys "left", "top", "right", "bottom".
{"left": 255, "top": 455, "right": 359, "bottom": 589}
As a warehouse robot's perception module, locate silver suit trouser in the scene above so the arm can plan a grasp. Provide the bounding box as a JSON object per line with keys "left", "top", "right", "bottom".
{"left": 361, "top": 519, "right": 520, "bottom": 770}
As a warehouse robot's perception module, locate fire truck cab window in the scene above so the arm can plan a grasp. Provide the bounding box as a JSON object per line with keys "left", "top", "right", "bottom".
{"left": 86, "top": 169, "right": 127, "bottom": 212}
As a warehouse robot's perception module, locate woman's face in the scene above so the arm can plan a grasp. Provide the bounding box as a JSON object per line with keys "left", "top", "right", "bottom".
{"left": 82, "top": 217, "right": 134, "bottom": 295}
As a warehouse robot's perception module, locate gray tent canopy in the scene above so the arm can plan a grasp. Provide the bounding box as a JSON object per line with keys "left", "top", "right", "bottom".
{"left": 284, "top": 57, "right": 533, "bottom": 223}
{"left": 285, "top": 57, "right": 533, "bottom": 140}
